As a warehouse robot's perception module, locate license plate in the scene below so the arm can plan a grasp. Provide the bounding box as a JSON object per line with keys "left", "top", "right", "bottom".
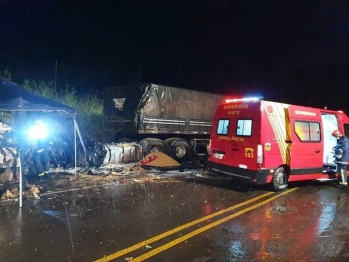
{"left": 213, "top": 153, "right": 224, "bottom": 159}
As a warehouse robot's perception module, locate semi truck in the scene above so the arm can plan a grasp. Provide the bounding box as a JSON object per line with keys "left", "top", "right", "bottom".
{"left": 103, "top": 83, "right": 225, "bottom": 164}
{"left": 208, "top": 96, "right": 349, "bottom": 191}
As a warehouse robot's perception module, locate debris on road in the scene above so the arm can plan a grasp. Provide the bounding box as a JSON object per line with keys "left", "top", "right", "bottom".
{"left": 27, "top": 184, "right": 40, "bottom": 195}
{"left": 0, "top": 182, "right": 40, "bottom": 200}
{"left": 0, "top": 167, "right": 14, "bottom": 183}
{"left": 140, "top": 152, "right": 180, "bottom": 168}
{"left": 0, "top": 154, "right": 203, "bottom": 202}
{"left": 1, "top": 189, "right": 13, "bottom": 200}
{"left": 33, "top": 193, "right": 40, "bottom": 200}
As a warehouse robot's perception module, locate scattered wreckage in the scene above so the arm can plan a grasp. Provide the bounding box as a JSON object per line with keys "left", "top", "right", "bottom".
{"left": 0, "top": 126, "right": 188, "bottom": 201}
{"left": 0, "top": 78, "right": 200, "bottom": 202}
{"left": 0, "top": 152, "right": 188, "bottom": 201}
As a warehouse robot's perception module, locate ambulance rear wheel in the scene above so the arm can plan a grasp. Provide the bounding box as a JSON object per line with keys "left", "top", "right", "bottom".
{"left": 272, "top": 167, "right": 289, "bottom": 192}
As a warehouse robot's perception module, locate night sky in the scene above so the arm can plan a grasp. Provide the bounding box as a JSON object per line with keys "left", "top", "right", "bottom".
{"left": 1, "top": 1, "right": 349, "bottom": 110}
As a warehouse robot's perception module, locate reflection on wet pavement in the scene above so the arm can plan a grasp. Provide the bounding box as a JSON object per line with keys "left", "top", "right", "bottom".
{"left": 1, "top": 178, "right": 349, "bottom": 261}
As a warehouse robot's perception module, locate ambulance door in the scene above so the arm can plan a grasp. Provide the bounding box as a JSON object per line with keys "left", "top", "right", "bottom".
{"left": 321, "top": 113, "right": 338, "bottom": 171}
{"left": 210, "top": 101, "right": 259, "bottom": 171}
{"left": 228, "top": 102, "right": 260, "bottom": 171}
{"left": 288, "top": 113, "right": 323, "bottom": 173}
{"left": 344, "top": 123, "right": 349, "bottom": 137}
{"left": 209, "top": 102, "right": 232, "bottom": 165}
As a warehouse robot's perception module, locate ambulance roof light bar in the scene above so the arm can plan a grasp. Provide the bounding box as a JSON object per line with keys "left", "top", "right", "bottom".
{"left": 223, "top": 96, "right": 263, "bottom": 103}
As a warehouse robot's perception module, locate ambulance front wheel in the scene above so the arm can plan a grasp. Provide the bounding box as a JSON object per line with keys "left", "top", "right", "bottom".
{"left": 272, "top": 166, "right": 289, "bottom": 192}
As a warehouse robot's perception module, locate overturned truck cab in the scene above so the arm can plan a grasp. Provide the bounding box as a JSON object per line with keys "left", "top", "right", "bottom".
{"left": 104, "top": 83, "right": 225, "bottom": 165}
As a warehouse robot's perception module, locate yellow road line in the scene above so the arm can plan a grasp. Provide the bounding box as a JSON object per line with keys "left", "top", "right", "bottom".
{"left": 132, "top": 187, "right": 298, "bottom": 261}
{"left": 95, "top": 191, "right": 275, "bottom": 262}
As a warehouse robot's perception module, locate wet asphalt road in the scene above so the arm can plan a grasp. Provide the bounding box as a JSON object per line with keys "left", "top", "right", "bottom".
{"left": 1, "top": 172, "right": 349, "bottom": 262}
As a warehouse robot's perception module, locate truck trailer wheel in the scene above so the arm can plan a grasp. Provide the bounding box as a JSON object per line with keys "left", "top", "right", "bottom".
{"left": 140, "top": 138, "right": 168, "bottom": 157}
{"left": 272, "top": 166, "right": 289, "bottom": 191}
{"left": 166, "top": 139, "right": 192, "bottom": 163}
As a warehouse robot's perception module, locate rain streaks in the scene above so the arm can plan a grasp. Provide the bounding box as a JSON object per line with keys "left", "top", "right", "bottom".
{"left": 64, "top": 204, "right": 75, "bottom": 255}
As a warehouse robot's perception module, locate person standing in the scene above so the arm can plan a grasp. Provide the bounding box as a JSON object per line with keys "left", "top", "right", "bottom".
{"left": 32, "top": 138, "right": 51, "bottom": 179}
{"left": 332, "top": 130, "right": 349, "bottom": 187}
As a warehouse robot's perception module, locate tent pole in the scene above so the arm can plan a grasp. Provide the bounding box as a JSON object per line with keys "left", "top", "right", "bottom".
{"left": 19, "top": 152, "right": 23, "bottom": 208}
{"left": 74, "top": 121, "right": 86, "bottom": 157}
{"left": 74, "top": 119, "right": 87, "bottom": 173}
{"left": 74, "top": 118, "right": 77, "bottom": 176}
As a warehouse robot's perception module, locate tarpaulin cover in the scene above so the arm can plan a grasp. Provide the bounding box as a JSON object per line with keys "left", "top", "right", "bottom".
{"left": 0, "top": 78, "right": 75, "bottom": 116}
{"left": 104, "top": 83, "right": 225, "bottom": 137}
{"left": 138, "top": 84, "right": 224, "bottom": 120}
{"left": 104, "top": 83, "right": 223, "bottom": 121}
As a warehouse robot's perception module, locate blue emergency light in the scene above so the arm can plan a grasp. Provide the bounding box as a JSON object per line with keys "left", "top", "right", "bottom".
{"left": 27, "top": 120, "right": 49, "bottom": 140}
{"left": 223, "top": 96, "right": 263, "bottom": 103}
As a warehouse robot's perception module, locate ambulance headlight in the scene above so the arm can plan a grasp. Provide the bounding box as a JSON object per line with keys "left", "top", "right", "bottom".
{"left": 27, "top": 122, "right": 49, "bottom": 140}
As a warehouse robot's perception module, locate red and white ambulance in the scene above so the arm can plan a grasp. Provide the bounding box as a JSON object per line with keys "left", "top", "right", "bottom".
{"left": 208, "top": 97, "right": 349, "bottom": 191}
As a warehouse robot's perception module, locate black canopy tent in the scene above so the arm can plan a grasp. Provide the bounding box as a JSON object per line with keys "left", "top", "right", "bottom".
{"left": 0, "top": 78, "right": 86, "bottom": 207}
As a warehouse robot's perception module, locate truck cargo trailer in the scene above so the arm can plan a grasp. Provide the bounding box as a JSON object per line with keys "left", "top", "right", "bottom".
{"left": 104, "top": 83, "right": 225, "bottom": 164}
